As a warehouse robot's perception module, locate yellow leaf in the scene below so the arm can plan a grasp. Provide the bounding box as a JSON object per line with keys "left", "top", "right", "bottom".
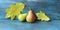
{"left": 36, "top": 11, "right": 50, "bottom": 21}
{"left": 11, "top": 14, "right": 15, "bottom": 20}
{"left": 16, "top": 2, "right": 25, "bottom": 12}
{"left": 5, "top": 3, "right": 25, "bottom": 20}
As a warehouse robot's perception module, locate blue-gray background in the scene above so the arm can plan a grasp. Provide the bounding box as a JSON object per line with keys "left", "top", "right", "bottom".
{"left": 0, "top": 0, "right": 60, "bottom": 30}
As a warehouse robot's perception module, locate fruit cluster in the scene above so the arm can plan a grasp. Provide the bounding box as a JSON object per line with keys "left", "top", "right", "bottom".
{"left": 5, "top": 3, "right": 50, "bottom": 23}
{"left": 18, "top": 9, "right": 50, "bottom": 22}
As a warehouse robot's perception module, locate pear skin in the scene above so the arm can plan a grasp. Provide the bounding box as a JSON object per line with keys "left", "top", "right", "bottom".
{"left": 18, "top": 13, "right": 27, "bottom": 22}
{"left": 26, "top": 10, "right": 36, "bottom": 22}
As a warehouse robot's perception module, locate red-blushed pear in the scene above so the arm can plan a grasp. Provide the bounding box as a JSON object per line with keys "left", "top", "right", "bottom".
{"left": 26, "top": 9, "right": 36, "bottom": 22}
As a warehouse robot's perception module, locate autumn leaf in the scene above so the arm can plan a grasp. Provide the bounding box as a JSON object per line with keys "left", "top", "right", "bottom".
{"left": 5, "top": 3, "right": 25, "bottom": 20}
{"left": 36, "top": 11, "right": 50, "bottom": 21}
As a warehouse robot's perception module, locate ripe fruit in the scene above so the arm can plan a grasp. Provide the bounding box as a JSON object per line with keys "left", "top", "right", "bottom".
{"left": 26, "top": 10, "right": 36, "bottom": 22}
{"left": 18, "top": 13, "right": 27, "bottom": 22}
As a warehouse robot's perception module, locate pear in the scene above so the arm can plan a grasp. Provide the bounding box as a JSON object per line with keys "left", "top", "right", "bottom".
{"left": 26, "top": 10, "right": 36, "bottom": 22}
{"left": 18, "top": 13, "right": 27, "bottom": 22}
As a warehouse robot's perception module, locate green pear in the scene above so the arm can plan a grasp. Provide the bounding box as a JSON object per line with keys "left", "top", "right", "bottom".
{"left": 18, "top": 13, "right": 27, "bottom": 22}
{"left": 26, "top": 10, "right": 36, "bottom": 22}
